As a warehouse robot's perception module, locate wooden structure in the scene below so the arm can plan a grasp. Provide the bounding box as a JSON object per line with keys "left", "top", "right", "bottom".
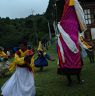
{"left": 56, "top": 0, "right": 95, "bottom": 40}
{"left": 81, "top": 1, "right": 95, "bottom": 40}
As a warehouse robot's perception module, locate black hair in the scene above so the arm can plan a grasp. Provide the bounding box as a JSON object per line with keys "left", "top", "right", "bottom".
{"left": 19, "top": 39, "right": 28, "bottom": 46}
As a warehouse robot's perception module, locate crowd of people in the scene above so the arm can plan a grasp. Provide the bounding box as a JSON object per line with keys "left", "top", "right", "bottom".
{"left": 0, "top": 0, "right": 95, "bottom": 96}
{"left": 0, "top": 36, "right": 94, "bottom": 95}
{"left": 0, "top": 39, "right": 55, "bottom": 96}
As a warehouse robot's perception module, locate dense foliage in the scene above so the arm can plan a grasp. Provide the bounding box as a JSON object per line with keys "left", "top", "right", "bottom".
{"left": 0, "top": 0, "right": 67, "bottom": 49}
{"left": 0, "top": 15, "right": 49, "bottom": 49}
{"left": 45, "top": 0, "right": 65, "bottom": 23}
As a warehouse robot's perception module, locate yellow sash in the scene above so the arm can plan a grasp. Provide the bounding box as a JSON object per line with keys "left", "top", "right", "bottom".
{"left": 9, "top": 49, "right": 35, "bottom": 73}
{"left": 69, "top": 0, "right": 75, "bottom": 6}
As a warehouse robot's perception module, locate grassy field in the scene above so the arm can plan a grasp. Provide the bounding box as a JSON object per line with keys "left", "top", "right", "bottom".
{"left": 0, "top": 43, "right": 95, "bottom": 96}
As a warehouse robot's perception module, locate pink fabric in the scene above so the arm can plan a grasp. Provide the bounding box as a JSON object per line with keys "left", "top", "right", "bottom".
{"left": 58, "top": 0, "right": 81, "bottom": 69}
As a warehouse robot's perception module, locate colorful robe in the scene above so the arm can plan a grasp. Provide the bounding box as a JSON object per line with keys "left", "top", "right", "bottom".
{"left": 57, "top": 0, "right": 86, "bottom": 74}
{"left": 9, "top": 49, "right": 35, "bottom": 73}
{"left": 1, "top": 49, "right": 36, "bottom": 96}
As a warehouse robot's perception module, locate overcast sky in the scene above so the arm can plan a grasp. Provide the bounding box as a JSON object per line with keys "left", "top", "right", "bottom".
{"left": 0, "top": 0, "right": 49, "bottom": 19}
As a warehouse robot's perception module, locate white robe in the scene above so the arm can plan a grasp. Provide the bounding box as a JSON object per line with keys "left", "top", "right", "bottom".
{"left": 1, "top": 67, "right": 36, "bottom": 96}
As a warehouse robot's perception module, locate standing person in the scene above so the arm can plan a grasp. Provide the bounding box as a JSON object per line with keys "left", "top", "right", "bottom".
{"left": 86, "top": 39, "right": 94, "bottom": 64}
{"left": 42, "top": 40, "right": 55, "bottom": 61}
{"left": 1, "top": 40, "right": 36, "bottom": 96}
{"left": 57, "top": 0, "right": 87, "bottom": 86}
{"left": 34, "top": 41, "right": 48, "bottom": 71}
{"left": 34, "top": 41, "right": 55, "bottom": 71}
{"left": 42, "top": 38, "right": 48, "bottom": 50}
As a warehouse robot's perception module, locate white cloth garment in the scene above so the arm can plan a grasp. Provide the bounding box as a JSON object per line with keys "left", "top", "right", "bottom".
{"left": 1, "top": 67, "right": 36, "bottom": 96}
{"left": 58, "top": 36, "right": 65, "bottom": 63}
{"left": 58, "top": 23, "right": 79, "bottom": 53}
{"left": 74, "top": 0, "right": 87, "bottom": 32}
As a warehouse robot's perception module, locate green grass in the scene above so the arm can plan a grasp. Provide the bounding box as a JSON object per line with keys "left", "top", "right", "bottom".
{"left": 1, "top": 43, "right": 95, "bottom": 96}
